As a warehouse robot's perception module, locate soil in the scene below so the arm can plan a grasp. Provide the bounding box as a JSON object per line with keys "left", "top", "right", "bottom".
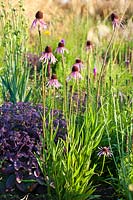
{"left": 0, "top": 184, "right": 119, "bottom": 200}
{"left": 94, "top": 184, "right": 119, "bottom": 200}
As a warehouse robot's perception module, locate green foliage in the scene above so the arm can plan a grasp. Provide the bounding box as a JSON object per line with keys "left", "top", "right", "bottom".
{"left": 0, "top": 1, "right": 133, "bottom": 199}
{"left": 1, "top": 65, "right": 32, "bottom": 103}
{"left": 0, "top": 0, "right": 31, "bottom": 103}
{"left": 118, "top": 153, "right": 133, "bottom": 200}
{"left": 37, "top": 107, "right": 104, "bottom": 200}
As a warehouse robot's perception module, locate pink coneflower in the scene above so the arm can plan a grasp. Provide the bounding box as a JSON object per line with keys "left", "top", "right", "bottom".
{"left": 47, "top": 74, "right": 62, "bottom": 89}
{"left": 66, "top": 65, "right": 83, "bottom": 82}
{"left": 55, "top": 42, "right": 69, "bottom": 54}
{"left": 31, "top": 11, "right": 47, "bottom": 31}
{"left": 97, "top": 146, "right": 112, "bottom": 157}
{"left": 111, "top": 13, "right": 124, "bottom": 30}
{"left": 39, "top": 46, "right": 57, "bottom": 64}
{"left": 93, "top": 67, "right": 97, "bottom": 77}
{"left": 86, "top": 40, "right": 93, "bottom": 52}
{"left": 73, "top": 58, "right": 84, "bottom": 71}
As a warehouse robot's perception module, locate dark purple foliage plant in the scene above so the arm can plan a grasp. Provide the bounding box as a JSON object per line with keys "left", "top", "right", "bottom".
{"left": 0, "top": 102, "right": 67, "bottom": 194}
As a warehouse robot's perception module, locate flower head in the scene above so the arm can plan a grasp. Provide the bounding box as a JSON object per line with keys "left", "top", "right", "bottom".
{"left": 30, "top": 11, "right": 47, "bottom": 31}
{"left": 97, "top": 146, "right": 112, "bottom": 157}
{"left": 58, "top": 42, "right": 64, "bottom": 47}
{"left": 47, "top": 74, "right": 62, "bottom": 89}
{"left": 45, "top": 46, "right": 52, "bottom": 53}
{"left": 73, "top": 58, "right": 84, "bottom": 71}
{"left": 111, "top": 13, "right": 124, "bottom": 30}
{"left": 66, "top": 65, "right": 83, "bottom": 82}
{"left": 35, "top": 11, "right": 43, "bottom": 19}
{"left": 43, "top": 30, "right": 51, "bottom": 36}
{"left": 86, "top": 40, "right": 93, "bottom": 52}
{"left": 55, "top": 41, "right": 68, "bottom": 55}
{"left": 39, "top": 46, "right": 57, "bottom": 64}
{"left": 72, "top": 65, "right": 79, "bottom": 72}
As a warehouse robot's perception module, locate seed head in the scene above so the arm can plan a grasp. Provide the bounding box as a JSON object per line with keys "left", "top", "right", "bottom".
{"left": 45, "top": 46, "right": 52, "bottom": 53}
{"left": 86, "top": 40, "right": 92, "bottom": 46}
{"left": 51, "top": 74, "right": 57, "bottom": 79}
{"left": 111, "top": 13, "right": 118, "bottom": 21}
{"left": 35, "top": 11, "right": 43, "bottom": 19}
{"left": 75, "top": 58, "right": 81, "bottom": 63}
{"left": 58, "top": 42, "right": 64, "bottom": 47}
{"left": 72, "top": 65, "right": 79, "bottom": 72}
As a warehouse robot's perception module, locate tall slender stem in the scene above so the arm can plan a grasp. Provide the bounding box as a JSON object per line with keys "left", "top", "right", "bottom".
{"left": 86, "top": 52, "right": 90, "bottom": 110}
{"left": 100, "top": 155, "right": 106, "bottom": 176}
{"left": 47, "top": 62, "right": 51, "bottom": 79}
{"left": 38, "top": 25, "right": 42, "bottom": 53}
{"left": 38, "top": 25, "right": 46, "bottom": 140}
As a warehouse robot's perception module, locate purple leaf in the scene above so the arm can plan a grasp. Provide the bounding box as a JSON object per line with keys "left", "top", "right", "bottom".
{"left": 6, "top": 174, "right": 16, "bottom": 191}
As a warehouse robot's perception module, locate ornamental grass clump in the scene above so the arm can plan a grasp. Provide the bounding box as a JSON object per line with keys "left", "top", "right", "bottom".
{"left": 37, "top": 106, "right": 105, "bottom": 200}
{"left": 0, "top": 1, "right": 32, "bottom": 103}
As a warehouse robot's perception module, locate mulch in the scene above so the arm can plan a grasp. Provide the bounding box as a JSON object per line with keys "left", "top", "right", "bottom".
{"left": 0, "top": 184, "right": 120, "bottom": 200}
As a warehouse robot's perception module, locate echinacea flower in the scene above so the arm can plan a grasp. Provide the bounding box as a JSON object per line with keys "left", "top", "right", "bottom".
{"left": 55, "top": 41, "right": 69, "bottom": 54}
{"left": 66, "top": 65, "right": 83, "bottom": 82}
{"left": 111, "top": 13, "right": 124, "bottom": 30}
{"left": 86, "top": 40, "right": 93, "bottom": 52}
{"left": 39, "top": 46, "right": 57, "bottom": 64}
{"left": 31, "top": 11, "right": 47, "bottom": 31}
{"left": 47, "top": 74, "right": 62, "bottom": 89}
{"left": 73, "top": 58, "right": 84, "bottom": 71}
{"left": 97, "top": 146, "right": 112, "bottom": 157}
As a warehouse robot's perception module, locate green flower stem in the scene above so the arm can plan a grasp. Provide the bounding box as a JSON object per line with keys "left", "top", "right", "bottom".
{"left": 100, "top": 154, "right": 106, "bottom": 176}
